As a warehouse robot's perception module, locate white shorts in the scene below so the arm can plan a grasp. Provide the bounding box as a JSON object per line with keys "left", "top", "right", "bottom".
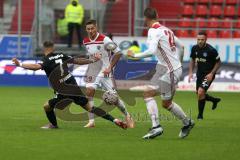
{"left": 150, "top": 67, "right": 182, "bottom": 100}
{"left": 86, "top": 76, "right": 115, "bottom": 91}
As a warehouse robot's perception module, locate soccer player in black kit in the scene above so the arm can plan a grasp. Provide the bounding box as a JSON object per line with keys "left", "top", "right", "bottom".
{"left": 12, "top": 41, "right": 127, "bottom": 129}
{"left": 188, "top": 32, "right": 221, "bottom": 120}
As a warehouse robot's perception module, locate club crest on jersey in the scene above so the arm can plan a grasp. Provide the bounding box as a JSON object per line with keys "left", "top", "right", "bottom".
{"left": 195, "top": 52, "right": 198, "bottom": 55}
{"left": 203, "top": 52, "right": 207, "bottom": 57}
{"left": 97, "top": 46, "right": 101, "bottom": 50}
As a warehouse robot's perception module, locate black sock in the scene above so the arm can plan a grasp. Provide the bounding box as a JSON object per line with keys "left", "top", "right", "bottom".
{"left": 45, "top": 110, "right": 57, "bottom": 126}
{"left": 90, "top": 107, "right": 115, "bottom": 122}
{"left": 198, "top": 99, "right": 206, "bottom": 117}
{"left": 205, "top": 94, "right": 217, "bottom": 102}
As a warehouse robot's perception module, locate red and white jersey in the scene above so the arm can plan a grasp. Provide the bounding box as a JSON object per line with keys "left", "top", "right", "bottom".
{"left": 145, "top": 22, "right": 182, "bottom": 72}
{"left": 83, "top": 33, "right": 120, "bottom": 77}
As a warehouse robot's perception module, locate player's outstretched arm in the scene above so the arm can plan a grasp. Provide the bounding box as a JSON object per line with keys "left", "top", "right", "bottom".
{"left": 12, "top": 58, "right": 42, "bottom": 71}
{"left": 127, "top": 29, "right": 157, "bottom": 59}
{"left": 72, "top": 53, "right": 101, "bottom": 65}
{"left": 103, "top": 52, "right": 122, "bottom": 76}
{"left": 109, "top": 52, "right": 121, "bottom": 69}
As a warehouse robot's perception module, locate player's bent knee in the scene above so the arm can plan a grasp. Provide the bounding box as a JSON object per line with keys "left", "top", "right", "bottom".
{"left": 86, "top": 87, "right": 95, "bottom": 97}
{"left": 43, "top": 102, "right": 52, "bottom": 112}
{"left": 197, "top": 88, "right": 206, "bottom": 99}
{"left": 143, "top": 90, "right": 156, "bottom": 99}
{"left": 162, "top": 100, "right": 172, "bottom": 109}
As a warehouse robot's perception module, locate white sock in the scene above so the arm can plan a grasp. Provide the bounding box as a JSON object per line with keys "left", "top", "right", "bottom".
{"left": 144, "top": 97, "right": 160, "bottom": 128}
{"left": 88, "top": 98, "right": 95, "bottom": 123}
{"left": 168, "top": 102, "right": 189, "bottom": 126}
{"left": 116, "top": 99, "right": 128, "bottom": 116}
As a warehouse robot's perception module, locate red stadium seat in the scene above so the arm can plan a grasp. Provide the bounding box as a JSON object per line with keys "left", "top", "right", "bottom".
{"left": 196, "top": 5, "right": 208, "bottom": 17}
{"left": 208, "top": 18, "right": 219, "bottom": 28}
{"left": 219, "top": 30, "right": 232, "bottom": 38}
{"left": 182, "top": 5, "right": 194, "bottom": 16}
{"left": 233, "top": 30, "right": 240, "bottom": 38}
{"left": 206, "top": 30, "right": 218, "bottom": 38}
{"left": 238, "top": 7, "right": 240, "bottom": 17}
{"left": 226, "top": 0, "right": 237, "bottom": 5}
{"left": 176, "top": 30, "right": 190, "bottom": 37}
{"left": 235, "top": 20, "right": 240, "bottom": 28}
{"left": 184, "top": 0, "right": 195, "bottom": 4}
{"left": 179, "top": 17, "right": 193, "bottom": 27}
{"left": 224, "top": 5, "right": 236, "bottom": 17}
{"left": 212, "top": 0, "right": 224, "bottom": 4}
{"left": 194, "top": 17, "right": 207, "bottom": 28}
{"left": 198, "top": 0, "right": 209, "bottom": 4}
{"left": 212, "top": 0, "right": 225, "bottom": 4}
{"left": 190, "top": 30, "right": 198, "bottom": 37}
{"left": 222, "top": 18, "right": 233, "bottom": 28}
{"left": 210, "top": 5, "right": 222, "bottom": 17}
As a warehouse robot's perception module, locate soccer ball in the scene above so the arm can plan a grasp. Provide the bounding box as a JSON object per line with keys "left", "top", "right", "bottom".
{"left": 102, "top": 90, "right": 119, "bottom": 105}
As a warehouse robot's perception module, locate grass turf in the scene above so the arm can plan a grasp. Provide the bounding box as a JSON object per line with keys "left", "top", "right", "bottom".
{"left": 0, "top": 86, "right": 240, "bottom": 160}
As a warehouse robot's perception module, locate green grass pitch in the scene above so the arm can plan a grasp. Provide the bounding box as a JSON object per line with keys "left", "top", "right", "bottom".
{"left": 0, "top": 86, "right": 240, "bottom": 160}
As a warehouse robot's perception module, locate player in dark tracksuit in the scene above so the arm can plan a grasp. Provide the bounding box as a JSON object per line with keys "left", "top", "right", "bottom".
{"left": 12, "top": 41, "right": 127, "bottom": 129}
{"left": 188, "top": 31, "right": 221, "bottom": 120}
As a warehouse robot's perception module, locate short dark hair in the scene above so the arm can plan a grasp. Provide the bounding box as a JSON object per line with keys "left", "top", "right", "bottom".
{"left": 43, "top": 41, "right": 54, "bottom": 48}
{"left": 85, "top": 19, "right": 97, "bottom": 26}
{"left": 144, "top": 7, "right": 158, "bottom": 20}
{"left": 198, "top": 31, "right": 207, "bottom": 37}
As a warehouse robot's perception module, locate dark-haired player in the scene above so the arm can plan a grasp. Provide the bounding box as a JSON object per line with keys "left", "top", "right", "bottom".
{"left": 12, "top": 41, "right": 127, "bottom": 129}
{"left": 82, "top": 19, "right": 134, "bottom": 128}
{"left": 128, "top": 8, "right": 194, "bottom": 139}
{"left": 189, "top": 31, "right": 221, "bottom": 120}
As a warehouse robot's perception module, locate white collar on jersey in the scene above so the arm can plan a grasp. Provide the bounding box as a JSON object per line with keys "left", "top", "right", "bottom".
{"left": 89, "top": 32, "right": 100, "bottom": 42}
{"left": 151, "top": 22, "right": 160, "bottom": 27}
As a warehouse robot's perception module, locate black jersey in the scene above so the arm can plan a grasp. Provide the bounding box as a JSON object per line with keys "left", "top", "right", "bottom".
{"left": 40, "top": 52, "right": 72, "bottom": 77}
{"left": 190, "top": 43, "right": 220, "bottom": 77}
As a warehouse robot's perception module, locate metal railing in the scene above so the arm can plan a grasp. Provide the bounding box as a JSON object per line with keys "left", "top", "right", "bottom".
{"left": 134, "top": 18, "right": 240, "bottom": 37}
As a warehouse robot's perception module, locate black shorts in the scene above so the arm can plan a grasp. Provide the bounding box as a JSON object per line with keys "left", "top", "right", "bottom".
{"left": 48, "top": 94, "right": 88, "bottom": 109}
{"left": 49, "top": 76, "right": 88, "bottom": 109}
{"left": 196, "top": 75, "right": 215, "bottom": 91}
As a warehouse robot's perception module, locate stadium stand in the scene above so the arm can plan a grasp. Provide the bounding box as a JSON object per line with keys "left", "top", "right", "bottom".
{"left": 104, "top": 0, "right": 130, "bottom": 35}
{"left": 10, "top": 0, "right": 35, "bottom": 34}
{"left": 151, "top": 0, "right": 240, "bottom": 38}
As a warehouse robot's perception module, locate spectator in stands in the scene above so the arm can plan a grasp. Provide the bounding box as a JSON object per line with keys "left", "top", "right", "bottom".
{"left": 40, "top": 0, "right": 54, "bottom": 42}
{"left": 65, "top": 0, "right": 84, "bottom": 48}
{"left": 127, "top": 40, "right": 141, "bottom": 60}
{"left": 57, "top": 13, "right": 69, "bottom": 43}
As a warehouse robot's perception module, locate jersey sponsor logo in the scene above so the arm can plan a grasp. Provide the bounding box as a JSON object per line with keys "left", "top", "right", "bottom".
{"left": 49, "top": 54, "right": 64, "bottom": 60}
{"left": 196, "top": 58, "right": 206, "bottom": 62}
